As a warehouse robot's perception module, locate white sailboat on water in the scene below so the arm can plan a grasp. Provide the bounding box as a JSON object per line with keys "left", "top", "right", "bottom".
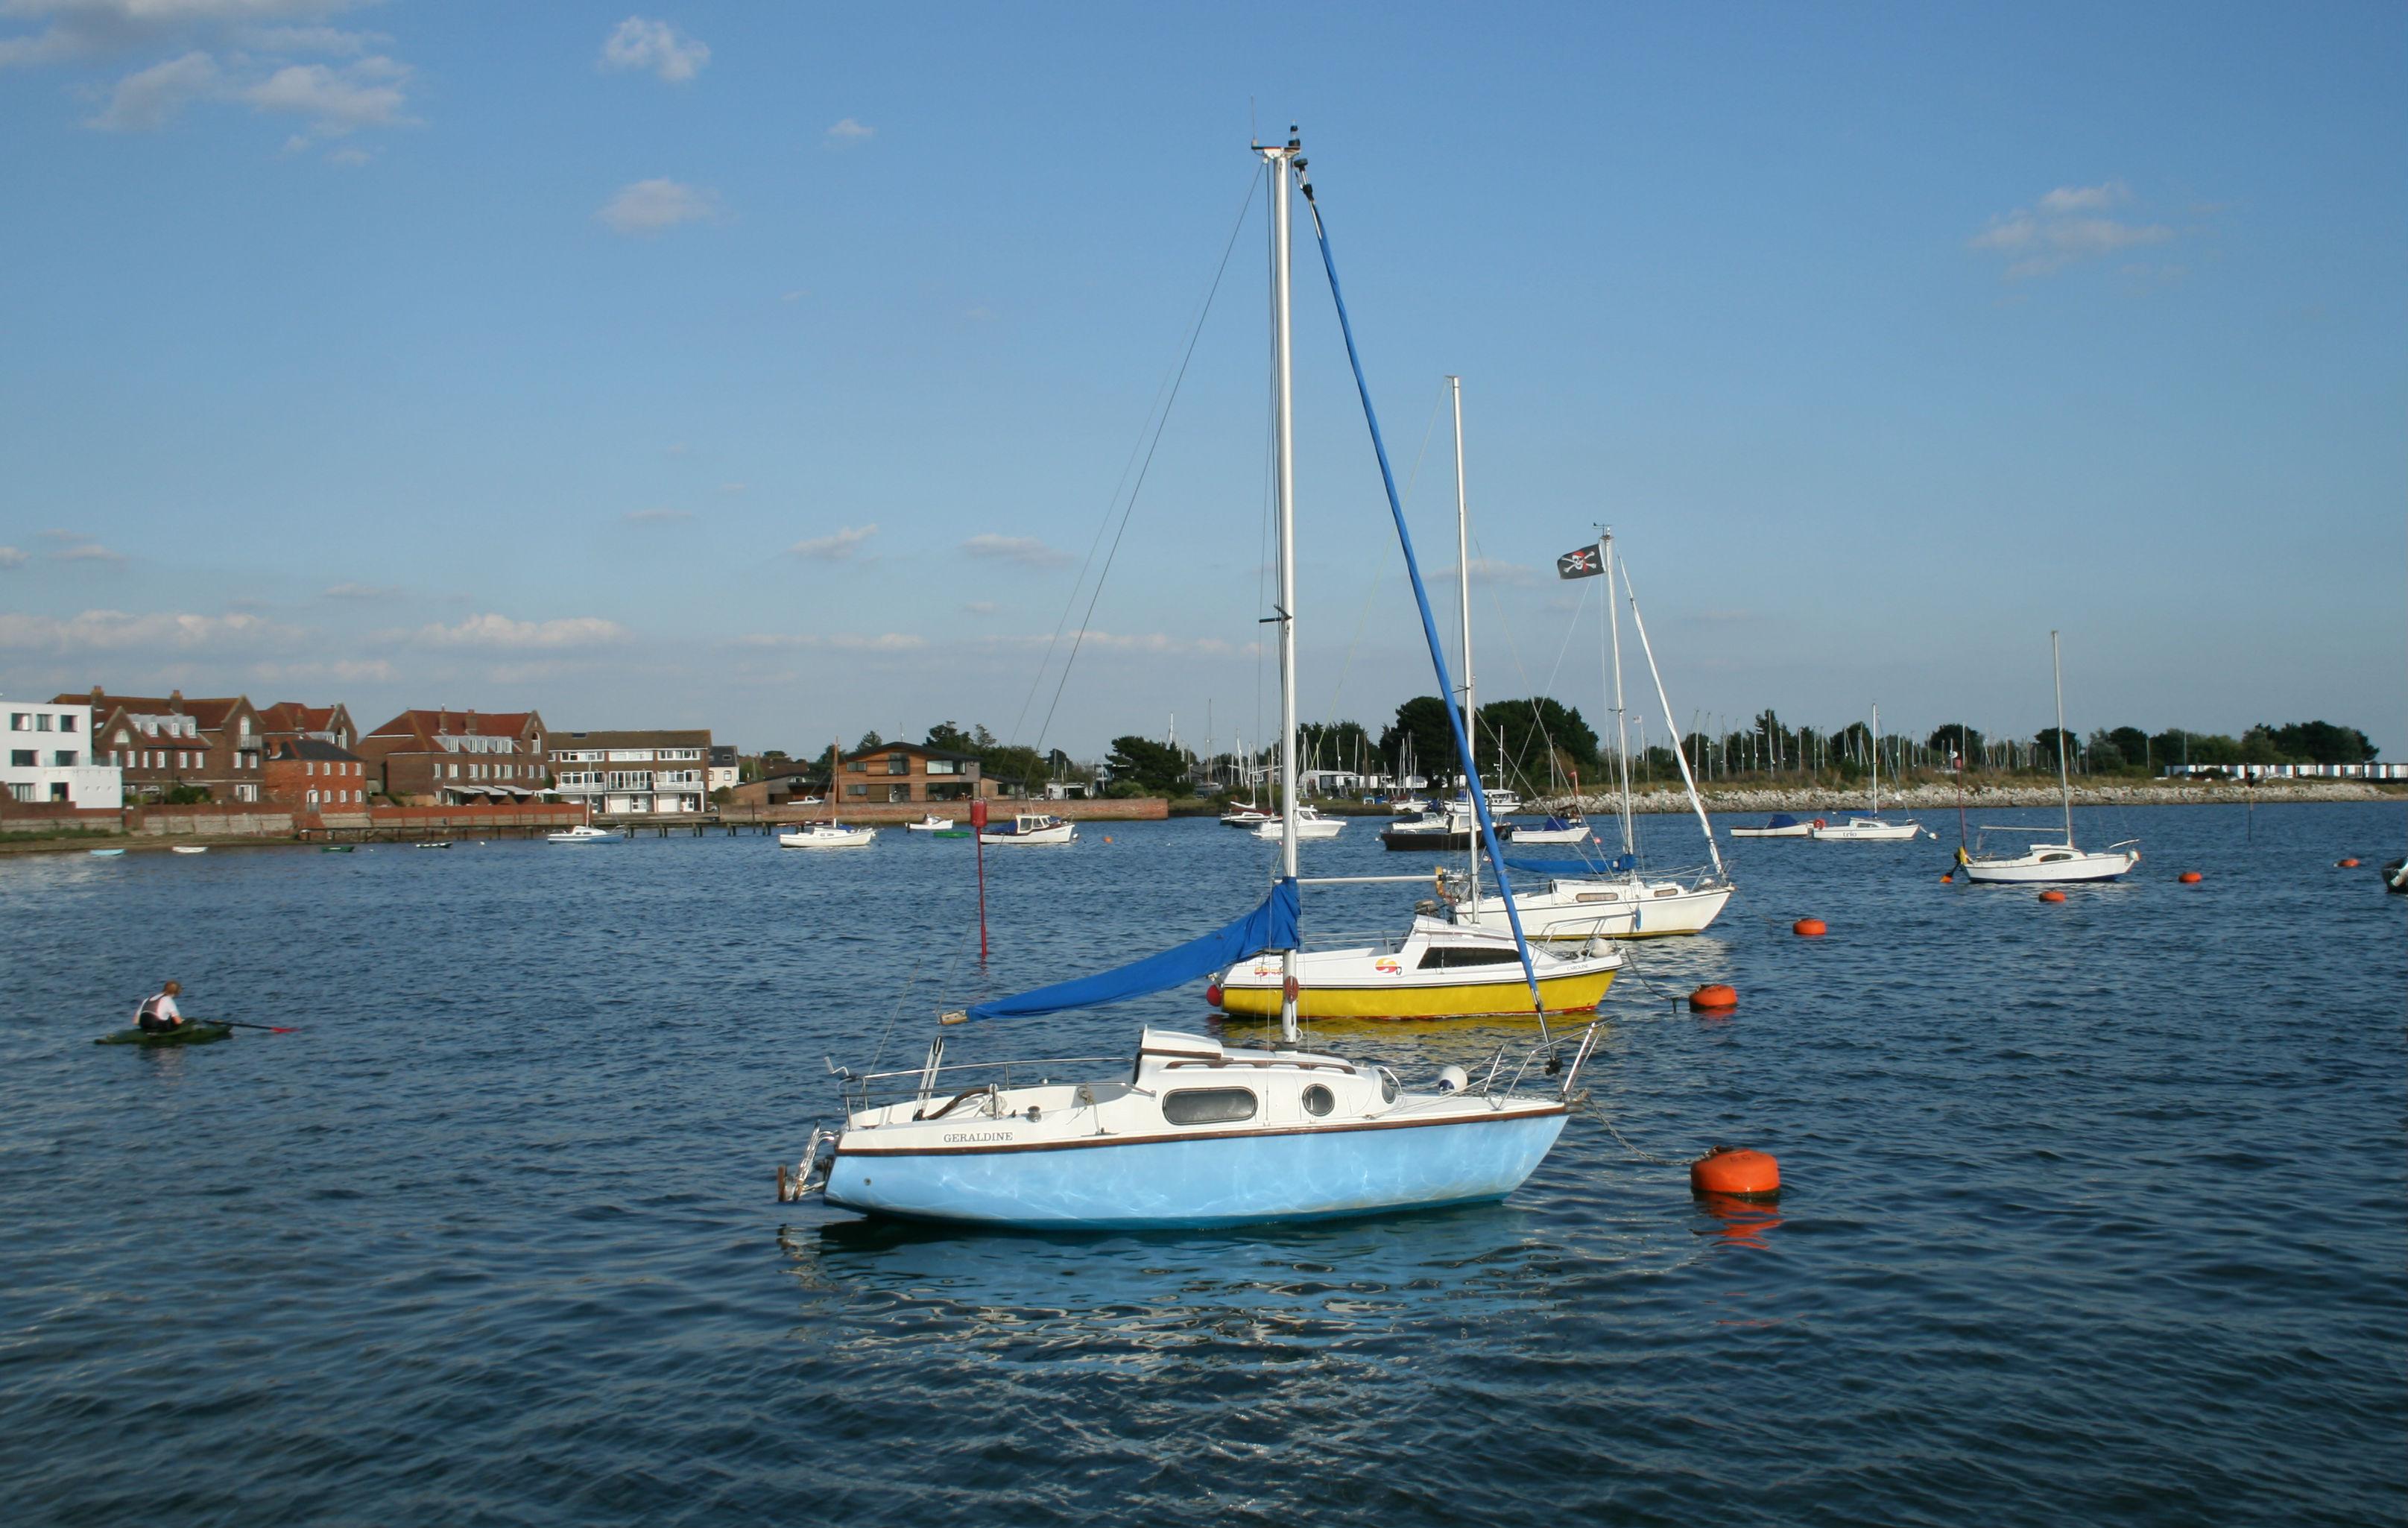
{"left": 780, "top": 131, "right": 1602, "bottom": 1228}
{"left": 1810, "top": 701, "right": 1924, "bottom": 841}
{"left": 1960, "top": 631, "right": 2139, "bottom": 883}
{"left": 1453, "top": 528, "right": 1734, "bottom": 940}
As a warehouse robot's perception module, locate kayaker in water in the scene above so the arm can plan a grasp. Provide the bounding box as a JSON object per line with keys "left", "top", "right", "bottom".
{"left": 136, "top": 982, "right": 186, "bottom": 1035}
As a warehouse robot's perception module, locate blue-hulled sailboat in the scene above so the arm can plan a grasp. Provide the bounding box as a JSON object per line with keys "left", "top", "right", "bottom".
{"left": 779, "top": 132, "right": 1599, "bottom": 1230}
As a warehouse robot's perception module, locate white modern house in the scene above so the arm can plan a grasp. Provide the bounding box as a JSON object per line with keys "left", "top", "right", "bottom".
{"left": 4, "top": 698, "right": 123, "bottom": 809}
{"left": 548, "top": 729, "right": 712, "bottom": 815}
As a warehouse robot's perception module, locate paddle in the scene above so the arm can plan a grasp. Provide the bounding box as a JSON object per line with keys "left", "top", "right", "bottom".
{"left": 190, "top": 1018, "right": 302, "bottom": 1034}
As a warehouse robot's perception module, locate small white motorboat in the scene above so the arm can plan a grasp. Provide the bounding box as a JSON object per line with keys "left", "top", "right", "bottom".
{"left": 88, "top": 847, "right": 126, "bottom": 856}
{"left": 1730, "top": 813, "right": 1814, "bottom": 838}
{"left": 1508, "top": 814, "right": 1590, "bottom": 844}
{"left": 978, "top": 812, "right": 1076, "bottom": 845}
{"left": 546, "top": 826, "right": 621, "bottom": 844}
{"left": 1251, "top": 804, "right": 1344, "bottom": 841}
{"left": 1220, "top": 801, "right": 1276, "bottom": 829}
{"left": 903, "top": 815, "right": 957, "bottom": 833}
{"left": 779, "top": 822, "right": 877, "bottom": 848}
{"left": 171, "top": 845, "right": 208, "bottom": 855}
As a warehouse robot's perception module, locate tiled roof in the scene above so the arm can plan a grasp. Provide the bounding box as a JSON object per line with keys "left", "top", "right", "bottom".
{"left": 63, "top": 691, "right": 250, "bottom": 729}
{"left": 552, "top": 728, "right": 712, "bottom": 749}
{"left": 364, "top": 709, "right": 543, "bottom": 739}
{"left": 271, "top": 739, "right": 364, "bottom": 763}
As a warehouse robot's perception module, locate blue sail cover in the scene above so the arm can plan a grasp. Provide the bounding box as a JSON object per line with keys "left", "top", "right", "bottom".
{"left": 963, "top": 879, "right": 1301, "bottom": 1022}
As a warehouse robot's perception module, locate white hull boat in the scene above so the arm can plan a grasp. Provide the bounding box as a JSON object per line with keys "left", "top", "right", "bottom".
{"left": 904, "top": 815, "right": 956, "bottom": 833}
{"left": 1253, "top": 805, "right": 1344, "bottom": 841}
{"left": 1457, "top": 874, "right": 1733, "bottom": 941}
{"left": 1959, "top": 633, "right": 2140, "bottom": 886}
{"left": 1508, "top": 815, "right": 1590, "bottom": 844}
{"left": 780, "top": 824, "right": 877, "bottom": 848}
{"left": 546, "top": 825, "right": 619, "bottom": 844}
{"left": 979, "top": 812, "right": 1076, "bottom": 845}
{"left": 1730, "top": 814, "right": 1813, "bottom": 838}
{"left": 171, "top": 844, "right": 209, "bottom": 855}
{"left": 1811, "top": 815, "right": 1924, "bottom": 842}
{"left": 1220, "top": 802, "right": 1277, "bottom": 829}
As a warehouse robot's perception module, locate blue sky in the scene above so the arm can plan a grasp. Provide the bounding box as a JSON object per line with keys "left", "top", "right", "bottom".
{"left": 3, "top": 2, "right": 2401, "bottom": 760}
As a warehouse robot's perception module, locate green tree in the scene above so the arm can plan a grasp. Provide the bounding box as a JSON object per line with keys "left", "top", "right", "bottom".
{"left": 2105, "top": 727, "right": 2150, "bottom": 769}
{"left": 2265, "top": 720, "right": 2377, "bottom": 765}
{"left": 1927, "top": 723, "right": 1984, "bottom": 765}
{"left": 2085, "top": 729, "right": 2126, "bottom": 770}
{"left": 1106, "top": 736, "right": 1193, "bottom": 795}
{"left": 1378, "top": 696, "right": 1461, "bottom": 785}
{"left": 923, "top": 722, "right": 973, "bottom": 754}
{"left": 853, "top": 730, "right": 885, "bottom": 753}
{"left": 1476, "top": 698, "right": 1599, "bottom": 791}
{"left": 2035, "top": 727, "right": 2077, "bottom": 771}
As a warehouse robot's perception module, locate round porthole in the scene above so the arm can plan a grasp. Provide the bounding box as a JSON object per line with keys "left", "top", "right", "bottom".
{"left": 1301, "top": 1083, "right": 1335, "bottom": 1117}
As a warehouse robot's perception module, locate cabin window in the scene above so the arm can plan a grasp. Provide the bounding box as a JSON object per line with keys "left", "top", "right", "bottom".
{"left": 1417, "top": 945, "right": 1525, "bottom": 970}
{"left": 1301, "top": 1084, "right": 1335, "bottom": 1117}
{"left": 1162, "top": 1087, "right": 1257, "bottom": 1126}
{"left": 1378, "top": 1068, "right": 1400, "bottom": 1105}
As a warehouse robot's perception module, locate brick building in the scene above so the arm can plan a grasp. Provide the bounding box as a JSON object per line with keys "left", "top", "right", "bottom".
{"left": 262, "top": 739, "right": 371, "bottom": 810}
{"left": 547, "top": 729, "right": 712, "bottom": 815}
{"left": 68, "top": 689, "right": 268, "bottom": 803}
{"left": 254, "top": 701, "right": 361, "bottom": 755}
{"left": 359, "top": 709, "right": 550, "bottom": 806}
{"left": 834, "top": 743, "right": 1023, "bottom": 805}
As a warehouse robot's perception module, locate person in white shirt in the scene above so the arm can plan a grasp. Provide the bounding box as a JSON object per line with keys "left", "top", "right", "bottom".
{"left": 136, "top": 981, "right": 186, "bottom": 1034}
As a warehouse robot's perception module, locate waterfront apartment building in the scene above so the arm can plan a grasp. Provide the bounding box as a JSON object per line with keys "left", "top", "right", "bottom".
{"left": 67, "top": 689, "right": 268, "bottom": 802}
{"left": 547, "top": 729, "right": 712, "bottom": 815}
{"left": 835, "top": 743, "right": 1023, "bottom": 804}
{"left": 359, "top": 709, "right": 550, "bottom": 806}
{"left": 254, "top": 701, "right": 361, "bottom": 755}
{"left": 262, "top": 739, "right": 372, "bottom": 810}
{"left": 4, "top": 698, "right": 121, "bottom": 809}
{"left": 708, "top": 745, "right": 740, "bottom": 796}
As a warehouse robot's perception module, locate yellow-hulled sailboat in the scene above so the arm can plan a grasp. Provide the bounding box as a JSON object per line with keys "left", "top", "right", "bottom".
{"left": 1213, "top": 915, "right": 1619, "bottom": 1020}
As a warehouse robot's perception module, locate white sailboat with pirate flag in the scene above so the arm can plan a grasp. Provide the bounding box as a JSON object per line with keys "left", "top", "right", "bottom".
{"left": 1447, "top": 530, "right": 1734, "bottom": 941}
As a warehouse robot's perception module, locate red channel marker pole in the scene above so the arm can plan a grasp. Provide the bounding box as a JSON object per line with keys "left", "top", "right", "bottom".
{"left": 969, "top": 798, "right": 990, "bottom": 962}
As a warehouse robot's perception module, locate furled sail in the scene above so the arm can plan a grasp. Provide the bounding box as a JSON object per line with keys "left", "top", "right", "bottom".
{"left": 962, "top": 879, "right": 1300, "bottom": 1022}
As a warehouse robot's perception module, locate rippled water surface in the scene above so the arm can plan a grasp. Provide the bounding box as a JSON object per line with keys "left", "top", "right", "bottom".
{"left": 4, "top": 801, "right": 2404, "bottom": 1526}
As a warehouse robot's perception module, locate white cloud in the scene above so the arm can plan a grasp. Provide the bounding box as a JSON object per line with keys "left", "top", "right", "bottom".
{"left": 241, "top": 55, "right": 409, "bottom": 136}
{"left": 406, "top": 613, "right": 630, "bottom": 649}
{"left": 978, "top": 629, "right": 1240, "bottom": 657}
{"left": 964, "top": 601, "right": 997, "bottom": 614}
{"left": 0, "top": 607, "right": 306, "bottom": 652}
{"left": 0, "top": 546, "right": 26, "bottom": 568}
{"left": 962, "top": 533, "right": 1071, "bottom": 568}
{"left": 826, "top": 116, "right": 871, "bottom": 144}
{"left": 2, "top": 1, "right": 357, "bottom": 69}
{"left": 86, "top": 49, "right": 217, "bottom": 130}
{"left": 791, "top": 523, "right": 877, "bottom": 561}
{"left": 323, "top": 581, "right": 403, "bottom": 599}
{"left": 51, "top": 541, "right": 126, "bottom": 562}
{"left": 1970, "top": 182, "right": 2173, "bottom": 280}
{"left": 729, "top": 631, "right": 926, "bottom": 651}
{"left": 620, "top": 506, "right": 693, "bottom": 523}
{"left": 595, "top": 177, "right": 716, "bottom": 233}
{"left": 598, "top": 16, "right": 707, "bottom": 83}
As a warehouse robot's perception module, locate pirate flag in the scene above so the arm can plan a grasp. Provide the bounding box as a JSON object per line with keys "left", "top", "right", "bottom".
{"left": 1555, "top": 544, "right": 1602, "bottom": 579}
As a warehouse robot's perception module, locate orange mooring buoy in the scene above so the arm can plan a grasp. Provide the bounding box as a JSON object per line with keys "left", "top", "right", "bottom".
{"left": 1792, "top": 918, "right": 1827, "bottom": 937}
{"left": 2039, "top": 889, "right": 2067, "bottom": 903}
{"left": 2178, "top": 871, "right": 2204, "bottom": 883}
{"left": 1691, "top": 1146, "right": 1780, "bottom": 1197}
{"left": 1689, "top": 983, "right": 1738, "bottom": 1011}
{"left": 2339, "top": 858, "right": 2360, "bottom": 868}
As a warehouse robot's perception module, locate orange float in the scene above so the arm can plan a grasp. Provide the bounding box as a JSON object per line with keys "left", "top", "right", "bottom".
{"left": 2178, "top": 871, "right": 2203, "bottom": 883}
{"left": 1688, "top": 983, "right": 1738, "bottom": 1011}
{"left": 1792, "top": 918, "right": 1827, "bottom": 937}
{"left": 2339, "top": 858, "right": 2360, "bottom": 868}
{"left": 1690, "top": 1146, "right": 1780, "bottom": 1197}
{"left": 2039, "top": 889, "right": 2067, "bottom": 903}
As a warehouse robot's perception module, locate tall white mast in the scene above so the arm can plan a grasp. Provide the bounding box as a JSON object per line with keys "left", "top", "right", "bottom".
{"left": 1262, "top": 132, "right": 1303, "bottom": 1046}
{"left": 1603, "top": 529, "right": 1633, "bottom": 857}
{"left": 1450, "top": 375, "right": 1478, "bottom": 907}
{"left": 2052, "top": 629, "right": 2074, "bottom": 847}
{"left": 1869, "top": 701, "right": 1880, "bottom": 815}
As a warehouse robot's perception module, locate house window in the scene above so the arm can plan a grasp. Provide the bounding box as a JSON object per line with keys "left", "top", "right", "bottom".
{"left": 846, "top": 783, "right": 868, "bottom": 798}
{"left": 885, "top": 753, "right": 908, "bottom": 775}
{"left": 48, "top": 782, "right": 67, "bottom": 802}
{"left": 10, "top": 750, "right": 32, "bottom": 767}
{"left": 35, "top": 714, "right": 52, "bottom": 732}
{"left": 59, "top": 716, "right": 77, "bottom": 733}
{"left": 847, "top": 759, "right": 868, "bottom": 772}
{"left": 116, "top": 730, "right": 129, "bottom": 745}
{"left": 236, "top": 784, "right": 258, "bottom": 803}
{"left": 7, "top": 714, "right": 25, "bottom": 730}
{"left": 52, "top": 751, "right": 75, "bottom": 767}
{"left": 7, "top": 783, "right": 31, "bottom": 801}
{"left": 887, "top": 784, "right": 911, "bottom": 803}
{"left": 926, "top": 758, "right": 959, "bottom": 775}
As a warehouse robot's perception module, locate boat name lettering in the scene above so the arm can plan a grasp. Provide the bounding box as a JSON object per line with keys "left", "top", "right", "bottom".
{"left": 943, "top": 1131, "right": 1017, "bottom": 1144}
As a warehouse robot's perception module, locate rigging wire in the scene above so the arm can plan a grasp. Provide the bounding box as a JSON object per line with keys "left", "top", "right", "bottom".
{"left": 1008, "top": 166, "right": 1263, "bottom": 750}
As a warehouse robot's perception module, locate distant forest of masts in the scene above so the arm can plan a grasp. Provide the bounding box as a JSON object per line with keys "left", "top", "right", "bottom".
{"left": 1173, "top": 698, "right": 2381, "bottom": 797}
